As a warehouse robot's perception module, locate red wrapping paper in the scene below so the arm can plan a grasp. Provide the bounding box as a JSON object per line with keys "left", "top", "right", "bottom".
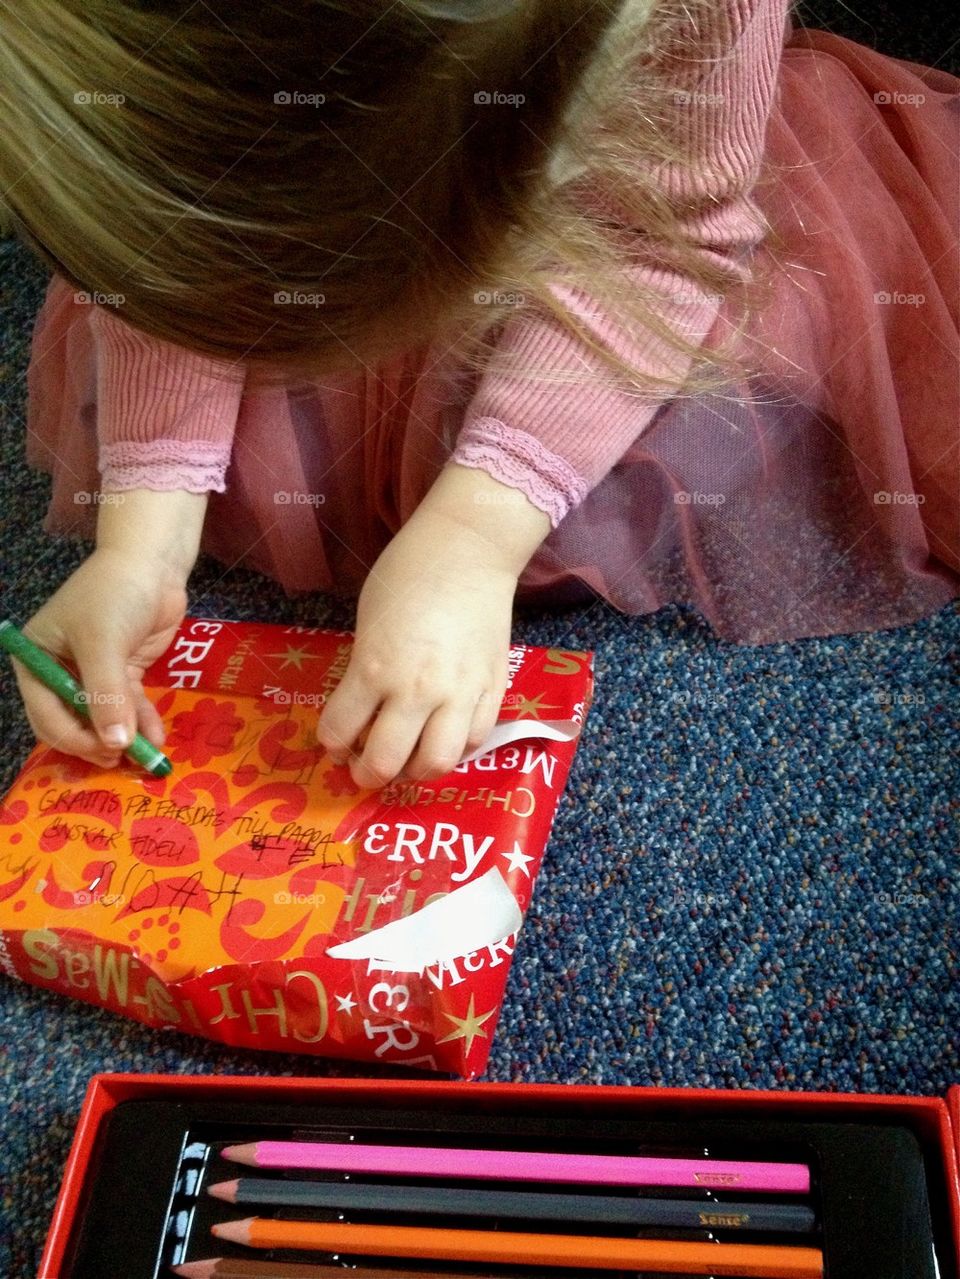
{"left": 0, "top": 616, "right": 594, "bottom": 1077}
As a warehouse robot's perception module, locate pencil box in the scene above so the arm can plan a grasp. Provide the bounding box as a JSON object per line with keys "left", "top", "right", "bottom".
{"left": 0, "top": 615, "right": 594, "bottom": 1078}
{"left": 54, "top": 1088, "right": 955, "bottom": 1279}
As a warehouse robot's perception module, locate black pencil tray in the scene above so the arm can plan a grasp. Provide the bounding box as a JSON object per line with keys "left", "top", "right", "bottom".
{"left": 60, "top": 1095, "right": 954, "bottom": 1279}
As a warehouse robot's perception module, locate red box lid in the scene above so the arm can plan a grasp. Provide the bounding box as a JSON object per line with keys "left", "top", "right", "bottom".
{"left": 39, "top": 1076, "right": 960, "bottom": 1278}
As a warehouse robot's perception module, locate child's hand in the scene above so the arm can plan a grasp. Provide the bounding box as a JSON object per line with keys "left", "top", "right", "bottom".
{"left": 315, "top": 518, "right": 515, "bottom": 789}
{"left": 11, "top": 547, "right": 188, "bottom": 768}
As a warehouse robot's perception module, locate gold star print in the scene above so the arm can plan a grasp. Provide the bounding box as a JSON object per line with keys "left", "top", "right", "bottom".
{"left": 265, "top": 645, "right": 325, "bottom": 671}
{"left": 436, "top": 994, "right": 498, "bottom": 1056}
{"left": 509, "top": 692, "right": 564, "bottom": 720}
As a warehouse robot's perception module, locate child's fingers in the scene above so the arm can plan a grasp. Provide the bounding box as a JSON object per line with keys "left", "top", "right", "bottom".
{"left": 315, "top": 680, "right": 379, "bottom": 761}
{"left": 18, "top": 673, "right": 123, "bottom": 768}
{"left": 21, "top": 679, "right": 165, "bottom": 771}
{"left": 68, "top": 632, "right": 138, "bottom": 752}
{"left": 130, "top": 679, "right": 166, "bottom": 748}
{"left": 350, "top": 705, "right": 424, "bottom": 788}
{"left": 465, "top": 690, "right": 500, "bottom": 755}
{"left": 400, "top": 700, "right": 472, "bottom": 783}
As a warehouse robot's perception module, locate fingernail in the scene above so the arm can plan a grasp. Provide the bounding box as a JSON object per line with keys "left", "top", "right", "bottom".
{"left": 101, "top": 724, "right": 130, "bottom": 748}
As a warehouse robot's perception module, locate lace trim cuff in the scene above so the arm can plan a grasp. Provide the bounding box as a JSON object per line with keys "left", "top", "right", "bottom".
{"left": 450, "top": 418, "right": 589, "bottom": 529}
{"left": 98, "top": 440, "right": 230, "bottom": 494}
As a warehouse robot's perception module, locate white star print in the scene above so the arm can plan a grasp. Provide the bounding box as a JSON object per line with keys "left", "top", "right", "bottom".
{"left": 501, "top": 842, "right": 535, "bottom": 878}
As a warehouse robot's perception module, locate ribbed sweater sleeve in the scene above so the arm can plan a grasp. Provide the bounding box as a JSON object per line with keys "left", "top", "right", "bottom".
{"left": 92, "top": 304, "right": 245, "bottom": 492}
{"left": 449, "top": 0, "right": 790, "bottom": 529}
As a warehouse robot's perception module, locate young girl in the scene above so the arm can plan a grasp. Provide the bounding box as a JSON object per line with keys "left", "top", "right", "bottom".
{"left": 2, "top": 0, "right": 957, "bottom": 790}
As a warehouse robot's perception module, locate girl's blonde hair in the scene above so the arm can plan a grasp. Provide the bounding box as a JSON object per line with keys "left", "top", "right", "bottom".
{"left": 0, "top": 0, "right": 774, "bottom": 398}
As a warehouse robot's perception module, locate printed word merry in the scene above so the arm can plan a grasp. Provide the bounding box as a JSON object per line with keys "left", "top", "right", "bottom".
{"left": 362, "top": 822, "right": 495, "bottom": 882}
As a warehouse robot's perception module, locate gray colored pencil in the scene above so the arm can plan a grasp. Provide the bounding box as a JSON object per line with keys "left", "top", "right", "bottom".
{"left": 209, "top": 1178, "right": 816, "bottom": 1232}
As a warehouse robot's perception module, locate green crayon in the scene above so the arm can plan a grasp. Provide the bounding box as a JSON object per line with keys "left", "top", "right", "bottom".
{"left": 0, "top": 618, "right": 172, "bottom": 778}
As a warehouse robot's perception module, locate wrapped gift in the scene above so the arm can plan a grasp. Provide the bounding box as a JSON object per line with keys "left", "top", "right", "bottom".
{"left": 0, "top": 616, "right": 594, "bottom": 1077}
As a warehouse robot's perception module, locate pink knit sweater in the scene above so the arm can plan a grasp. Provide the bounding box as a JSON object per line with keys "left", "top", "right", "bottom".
{"left": 91, "top": 0, "right": 790, "bottom": 531}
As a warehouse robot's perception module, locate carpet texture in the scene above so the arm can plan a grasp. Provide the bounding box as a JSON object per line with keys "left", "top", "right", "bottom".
{"left": 1, "top": 8, "right": 958, "bottom": 1271}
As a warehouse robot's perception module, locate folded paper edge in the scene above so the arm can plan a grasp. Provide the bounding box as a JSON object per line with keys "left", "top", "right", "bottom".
{"left": 324, "top": 866, "right": 523, "bottom": 971}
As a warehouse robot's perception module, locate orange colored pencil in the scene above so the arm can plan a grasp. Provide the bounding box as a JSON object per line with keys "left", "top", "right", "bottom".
{"left": 212, "top": 1218, "right": 823, "bottom": 1278}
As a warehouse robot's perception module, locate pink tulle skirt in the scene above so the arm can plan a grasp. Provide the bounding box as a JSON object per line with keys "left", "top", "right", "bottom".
{"left": 25, "top": 26, "right": 960, "bottom": 643}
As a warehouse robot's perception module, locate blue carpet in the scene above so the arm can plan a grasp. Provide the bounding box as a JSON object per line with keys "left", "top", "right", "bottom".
{"left": 1, "top": 232, "right": 958, "bottom": 1276}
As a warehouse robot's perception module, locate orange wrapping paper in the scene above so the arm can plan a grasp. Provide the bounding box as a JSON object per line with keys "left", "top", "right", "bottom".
{"left": 0, "top": 617, "right": 594, "bottom": 1077}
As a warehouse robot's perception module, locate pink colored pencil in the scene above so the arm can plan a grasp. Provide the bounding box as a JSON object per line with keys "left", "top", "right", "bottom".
{"left": 221, "top": 1140, "right": 810, "bottom": 1193}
